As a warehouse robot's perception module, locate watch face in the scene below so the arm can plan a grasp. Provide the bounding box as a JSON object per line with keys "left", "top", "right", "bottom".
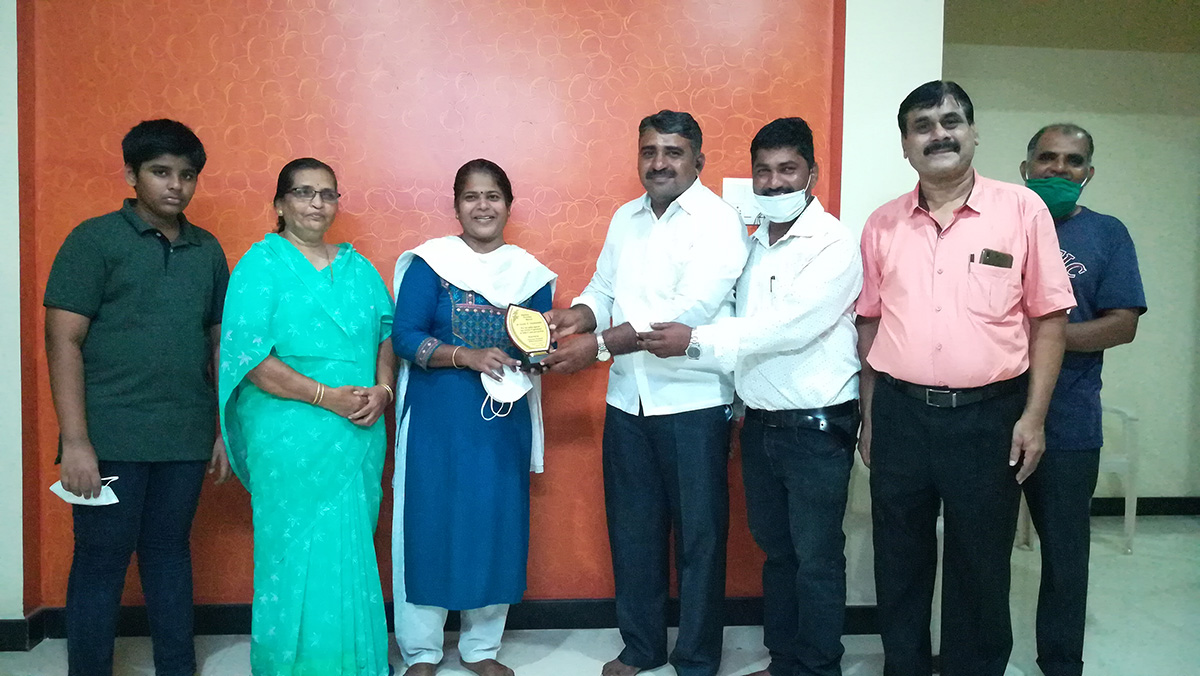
{"left": 686, "top": 344, "right": 701, "bottom": 359}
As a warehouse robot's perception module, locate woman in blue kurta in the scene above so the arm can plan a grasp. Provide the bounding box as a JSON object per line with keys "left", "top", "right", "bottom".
{"left": 391, "top": 159, "right": 556, "bottom": 676}
{"left": 220, "top": 158, "right": 395, "bottom": 676}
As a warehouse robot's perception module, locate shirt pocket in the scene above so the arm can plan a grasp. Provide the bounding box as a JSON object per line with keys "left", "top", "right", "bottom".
{"left": 966, "top": 262, "right": 1022, "bottom": 321}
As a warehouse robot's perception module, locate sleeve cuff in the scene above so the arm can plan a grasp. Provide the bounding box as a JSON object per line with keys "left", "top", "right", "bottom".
{"left": 692, "top": 323, "right": 738, "bottom": 373}
{"left": 572, "top": 294, "right": 611, "bottom": 331}
{"left": 414, "top": 337, "right": 442, "bottom": 370}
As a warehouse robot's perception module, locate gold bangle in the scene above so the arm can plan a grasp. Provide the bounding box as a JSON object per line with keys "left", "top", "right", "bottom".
{"left": 379, "top": 383, "right": 394, "bottom": 402}
{"left": 315, "top": 382, "right": 325, "bottom": 406}
{"left": 311, "top": 382, "right": 321, "bottom": 405}
{"left": 451, "top": 346, "right": 463, "bottom": 369}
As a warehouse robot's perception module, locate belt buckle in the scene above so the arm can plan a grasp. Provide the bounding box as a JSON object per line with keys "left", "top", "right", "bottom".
{"left": 925, "top": 388, "right": 957, "bottom": 408}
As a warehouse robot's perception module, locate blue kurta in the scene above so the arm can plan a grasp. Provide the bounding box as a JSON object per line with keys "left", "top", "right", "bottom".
{"left": 392, "top": 256, "right": 552, "bottom": 610}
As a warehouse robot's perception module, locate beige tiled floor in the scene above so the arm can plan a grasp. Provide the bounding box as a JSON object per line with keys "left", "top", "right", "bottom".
{"left": 2, "top": 517, "right": 1196, "bottom": 676}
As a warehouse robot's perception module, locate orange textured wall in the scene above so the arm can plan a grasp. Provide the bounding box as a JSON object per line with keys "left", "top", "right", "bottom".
{"left": 23, "top": 0, "right": 843, "bottom": 610}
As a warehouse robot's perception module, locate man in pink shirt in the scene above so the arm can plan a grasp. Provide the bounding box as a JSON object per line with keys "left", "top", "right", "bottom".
{"left": 856, "top": 81, "right": 1075, "bottom": 676}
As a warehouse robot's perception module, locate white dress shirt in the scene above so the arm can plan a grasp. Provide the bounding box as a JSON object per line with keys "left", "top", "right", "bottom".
{"left": 692, "top": 197, "right": 861, "bottom": 411}
{"left": 573, "top": 179, "right": 751, "bottom": 416}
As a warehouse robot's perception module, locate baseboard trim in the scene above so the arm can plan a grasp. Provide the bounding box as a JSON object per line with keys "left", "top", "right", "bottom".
{"left": 8, "top": 501, "right": 1193, "bottom": 652}
{"left": 1091, "top": 496, "right": 1200, "bottom": 516}
{"left": 5, "top": 599, "right": 878, "bottom": 651}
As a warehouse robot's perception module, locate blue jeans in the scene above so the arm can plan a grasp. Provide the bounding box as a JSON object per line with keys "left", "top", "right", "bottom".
{"left": 1021, "top": 449, "right": 1101, "bottom": 676}
{"left": 740, "top": 410, "right": 856, "bottom": 676}
{"left": 603, "top": 405, "right": 730, "bottom": 676}
{"left": 67, "top": 460, "right": 207, "bottom": 676}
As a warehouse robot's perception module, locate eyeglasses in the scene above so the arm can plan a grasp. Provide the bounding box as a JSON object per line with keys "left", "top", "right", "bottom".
{"left": 287, "top": 186, "right": 341, "bottom": 203}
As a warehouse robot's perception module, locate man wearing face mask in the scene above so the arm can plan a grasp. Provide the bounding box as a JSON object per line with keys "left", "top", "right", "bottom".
{"left": 1019, "top": 123, "right": 1146, "bottom": 676}
{"left": 640, "top": 117, "right": 862, "bottom": 676}
{"left": 857, "top": 81, "right": 1075, "bottom": 676}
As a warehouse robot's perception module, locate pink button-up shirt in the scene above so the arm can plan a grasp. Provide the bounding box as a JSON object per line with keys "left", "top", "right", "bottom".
{"left": 857, "top": 172, "right": 1075, "bottom": 388}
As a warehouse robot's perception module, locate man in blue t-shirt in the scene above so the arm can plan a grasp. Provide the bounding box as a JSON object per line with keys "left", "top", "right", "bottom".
{"left": 1019, "top": 123, "right": 1147, "bottom": 676}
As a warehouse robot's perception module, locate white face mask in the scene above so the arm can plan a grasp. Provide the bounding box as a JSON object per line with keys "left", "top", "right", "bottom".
{"left": 480, "top": 367, "right": 532, "bottom": 420}
{"left": 753, "top": 175, "right": 814, "bottom": 224}
{"left": 50, "top": 476, "right": 120, "bottom": 506}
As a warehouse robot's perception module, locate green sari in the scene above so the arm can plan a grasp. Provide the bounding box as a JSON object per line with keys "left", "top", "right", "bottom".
{"left": 219, "top": 233, "right": 393, "bottom": 676}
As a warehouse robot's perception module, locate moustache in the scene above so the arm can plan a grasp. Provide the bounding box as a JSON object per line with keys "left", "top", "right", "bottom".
{"left": 924, "top": 139, "right": 961, "bottom": 155}
{"left": 759, "top": 187, "right": 795, "bottom": 197}
{"left": 645, "top": 168, "right": 676, "bottom": 180}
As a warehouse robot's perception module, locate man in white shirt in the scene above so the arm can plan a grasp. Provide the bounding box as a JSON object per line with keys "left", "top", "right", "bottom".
{"left": 542, "top": 110, "right": 751, "bottom": 676}
{"left": 640, "top": 117, "right": 863, "bottom": 676}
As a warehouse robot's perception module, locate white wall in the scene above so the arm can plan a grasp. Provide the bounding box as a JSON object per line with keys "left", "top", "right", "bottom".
{"left": 944, "top": 44, "right": 1200, "bottom": 498}
{"left": 840, "top": 0, "right": 944, "bottom": 605}
{"left": 0, "top": 0, "right": 25, "bottom": 620}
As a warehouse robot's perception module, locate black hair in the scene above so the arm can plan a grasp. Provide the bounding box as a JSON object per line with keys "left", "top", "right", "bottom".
{"left": 750, "top": 117, "right": 815, "bottom": 167}
{"left": 897, "top": 80, "right": 974, "bottom": 136}
{"left": 1027, "top": 123, "right": 1095, "bottom": 162}
{"left": 122, "top": 119, "right": 206, "bottom": 173}
{"left": 273, "top": 158, "right": 337, "bottom": 233}
{"left": 453, "top": 158, "right": 514, "bottom": 207}
{"left": 638, "top": 109, "right": 703, "bottom": 154}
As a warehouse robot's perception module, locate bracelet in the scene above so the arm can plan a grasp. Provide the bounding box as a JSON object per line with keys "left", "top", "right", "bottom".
{"left": 378, "top": 383, "right": 394, "bottom": 402}
{"left": 451, "top": 346, "right": 464, "bottom": 369}
{"left": 311, "top": 382, "right": 321, "bottom": 405}
{"left": 314, "top": 382, "right": 325, "bottom": 407}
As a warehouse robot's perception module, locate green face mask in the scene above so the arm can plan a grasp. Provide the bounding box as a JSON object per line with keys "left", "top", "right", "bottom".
{"left": 1024, "top": 176, "right": 1087, "bottom": 220}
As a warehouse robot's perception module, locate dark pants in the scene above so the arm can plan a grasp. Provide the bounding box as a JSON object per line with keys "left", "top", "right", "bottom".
{"left": 67, "top": 460, "right": 207, "bottom": 676}
{"left": 1021, "top": 449, "right": 1101, "bottom": 676}
{"left": 603, "top": 404, "right": 730, "bottom": 676}
{"left": 870, "top": 376, "right": 1025, "bottom": 676}
{"left": 741, "top": 408, "right": 858, "bottom": 676}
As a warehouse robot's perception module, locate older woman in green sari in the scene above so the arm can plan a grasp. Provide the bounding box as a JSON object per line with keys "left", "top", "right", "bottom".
{"left": 220, "top": 157, "right": 396, "bottom": 675}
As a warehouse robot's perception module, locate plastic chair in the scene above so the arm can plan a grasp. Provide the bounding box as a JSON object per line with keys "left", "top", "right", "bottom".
{"left": 1098, "top": 405, "right": 1139, "bottom": 554}
{"left": 1014, "top": 405, "right": 1140, "bottom": 554}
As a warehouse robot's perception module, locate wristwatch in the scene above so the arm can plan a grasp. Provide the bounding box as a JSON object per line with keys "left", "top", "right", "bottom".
{"left": 686, "top": 333, "right": 702, "bottom": 360}
{"left": 595, "top": 333, "right": 612, "bottom": 362}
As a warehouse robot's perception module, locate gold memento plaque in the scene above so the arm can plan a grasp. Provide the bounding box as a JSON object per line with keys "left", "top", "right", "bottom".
{"left": 505, "top": 304, "right": 552, "bottom": 364}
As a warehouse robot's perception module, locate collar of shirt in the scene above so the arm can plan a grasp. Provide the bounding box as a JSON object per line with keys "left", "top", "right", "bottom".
{"left": 902, "top": 170, "right": 985, "bottom": 232}
{"left": 633, "top": 177, "right": 706, "bottom": 223}
{"left": 121, "top": 198, "right": 200, "bottom": 247}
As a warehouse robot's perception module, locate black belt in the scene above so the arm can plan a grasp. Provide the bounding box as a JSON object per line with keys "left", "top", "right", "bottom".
{"left": 881, "top": 373, "right": 1023, "bottom": 409}
{"left": 745, "top": 400, "right": 860, "bottom": 450}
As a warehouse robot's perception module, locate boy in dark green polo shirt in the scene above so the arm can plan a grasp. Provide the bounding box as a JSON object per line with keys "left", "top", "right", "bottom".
{"left": 44, "top": 119, "right": 230, "bottom": 676}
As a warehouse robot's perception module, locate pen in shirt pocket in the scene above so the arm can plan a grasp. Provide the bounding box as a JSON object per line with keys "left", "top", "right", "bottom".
{"left": 770, "top": 275, "right": 776, "bottom": 293}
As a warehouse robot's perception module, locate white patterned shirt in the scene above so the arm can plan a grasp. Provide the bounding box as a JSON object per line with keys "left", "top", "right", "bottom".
{"left": 692, "top": 198, "right": 861, "bottom": 411}
{"left": 574, "top": 179, "right": 751, "bottom": 416}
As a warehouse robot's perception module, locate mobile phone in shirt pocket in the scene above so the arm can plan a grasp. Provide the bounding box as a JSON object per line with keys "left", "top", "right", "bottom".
{"left": 966, "top": 262, "right": 1021, "bottom": 321}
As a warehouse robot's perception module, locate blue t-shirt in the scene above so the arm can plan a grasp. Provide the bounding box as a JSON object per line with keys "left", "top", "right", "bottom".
{"left": 1045, "top": 207, "right": 1147, "bottom": 451}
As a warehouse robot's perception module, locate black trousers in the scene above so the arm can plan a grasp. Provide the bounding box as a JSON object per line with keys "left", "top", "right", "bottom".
{"left": 1021, "top": 449, "right": 1101, "bottom": 676}
{"left": 603, "top": 404, "right": 730, "bottom": 676}
{"left": 870, "top": 375, "right": 1025, "bottom": 676}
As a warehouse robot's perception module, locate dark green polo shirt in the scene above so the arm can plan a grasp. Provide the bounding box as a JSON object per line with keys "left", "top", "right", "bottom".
{"left": 44, "top": 200, "right": 230, "bottom": 462}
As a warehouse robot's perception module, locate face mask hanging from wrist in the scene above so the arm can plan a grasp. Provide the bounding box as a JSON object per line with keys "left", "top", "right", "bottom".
{"left": 752, "top": 174, "right": 814, "bottom": 224}
{"left": 480, "top": 367, "right": 533, "bottom": 420}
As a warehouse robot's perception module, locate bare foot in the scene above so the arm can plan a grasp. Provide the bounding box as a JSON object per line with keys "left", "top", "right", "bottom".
{"left": 461, "top": 657, "right": 515, "bottom": 676}
{"left": 601, "top": 657, "right": 642, "bottom": 676}
{"left": 404, "top": 663, "right": 437, "bottom": 676}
